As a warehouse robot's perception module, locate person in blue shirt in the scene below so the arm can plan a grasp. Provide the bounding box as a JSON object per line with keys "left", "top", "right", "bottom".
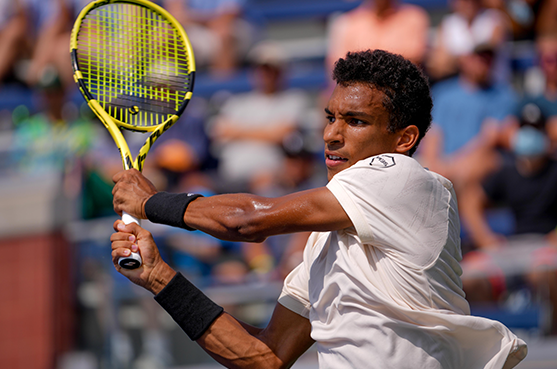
{"left": 419, "top": 43, "right": 517, "bottom": 190}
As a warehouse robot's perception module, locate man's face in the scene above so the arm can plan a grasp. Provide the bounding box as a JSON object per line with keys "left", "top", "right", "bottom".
{"left": 323, "top": 82, "right": 401, "bottom": 180}
{"left": 459, "top": 51, "right": 493, "bottom": 87}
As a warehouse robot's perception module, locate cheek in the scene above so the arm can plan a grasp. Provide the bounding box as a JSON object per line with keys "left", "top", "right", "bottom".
{"left": 352, "top": 137, "right": 381, "bottom": 158}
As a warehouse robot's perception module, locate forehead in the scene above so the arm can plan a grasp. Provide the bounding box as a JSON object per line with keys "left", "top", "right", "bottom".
{"left": 327, "top": 82, "right": 386, "bottom": 113}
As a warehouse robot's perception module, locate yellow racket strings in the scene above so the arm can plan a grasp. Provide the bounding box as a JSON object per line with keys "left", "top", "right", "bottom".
{"left": 76, "top": 3, "right": 192, "bottom": 127}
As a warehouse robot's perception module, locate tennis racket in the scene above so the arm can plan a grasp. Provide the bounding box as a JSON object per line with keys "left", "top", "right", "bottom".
{"left": 70, "top": 0, "right": 195, "bottom": 269}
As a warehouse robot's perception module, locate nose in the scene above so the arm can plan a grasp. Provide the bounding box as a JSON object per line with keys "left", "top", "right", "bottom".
{"left": 323, "top": 119, "right": 343, "bottom": 146}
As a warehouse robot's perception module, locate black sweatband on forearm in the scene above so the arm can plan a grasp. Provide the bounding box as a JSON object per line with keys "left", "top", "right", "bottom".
{"left": 154, "top": 272, "right": 223, "bottom": 341}
{"left": 145, "top": 192, "right": 203, "bottom": 230}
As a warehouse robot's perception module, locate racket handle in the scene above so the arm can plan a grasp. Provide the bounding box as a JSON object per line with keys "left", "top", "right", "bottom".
{"left": 118, "top": 211, "right": 143, "bottom": 269}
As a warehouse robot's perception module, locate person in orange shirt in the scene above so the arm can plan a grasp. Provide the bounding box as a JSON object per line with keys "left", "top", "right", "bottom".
{"left": 325, "top": 0, "right": 430, "bottom": 71}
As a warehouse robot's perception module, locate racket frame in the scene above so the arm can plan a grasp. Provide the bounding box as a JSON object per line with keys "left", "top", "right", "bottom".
{"left": 70, "top": 0, "right": 195, "bottom": 268}
{"left": 70, "top": 0, "right": 195, "bottom": 172}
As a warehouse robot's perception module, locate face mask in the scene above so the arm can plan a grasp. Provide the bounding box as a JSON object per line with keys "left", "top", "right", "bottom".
{"left": 512, "top": 126, "right": 549, "bottom": 157}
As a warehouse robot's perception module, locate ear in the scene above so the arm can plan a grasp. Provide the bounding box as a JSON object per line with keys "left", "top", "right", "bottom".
{"left": 394, "top": 125, "right": 419, "bottom": 154}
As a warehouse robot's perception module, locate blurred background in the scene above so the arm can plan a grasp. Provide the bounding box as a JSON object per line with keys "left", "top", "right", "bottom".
{"left": 1, "top": 0, "right": 557, "bottom": 368}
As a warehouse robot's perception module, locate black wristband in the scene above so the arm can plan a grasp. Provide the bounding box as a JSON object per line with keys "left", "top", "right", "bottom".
{"left": 145, "top": 192, "right": 203, "bottom": 230}
{"left": 154, "top": 272, "right": 223, "bottom": 340}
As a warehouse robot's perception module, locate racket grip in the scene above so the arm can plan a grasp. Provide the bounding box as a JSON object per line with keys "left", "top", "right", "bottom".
{"left": 118, "top": 211, "right": 143, "bottom": 269}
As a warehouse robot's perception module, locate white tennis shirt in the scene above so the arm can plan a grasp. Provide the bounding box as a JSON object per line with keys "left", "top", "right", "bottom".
{"left": 278, "top": 154, "right": 527, "bottom": 369}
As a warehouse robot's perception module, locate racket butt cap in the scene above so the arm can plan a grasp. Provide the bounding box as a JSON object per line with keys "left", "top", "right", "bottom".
{"left": 119, "top": 252, "right": 142, "bottom": 269}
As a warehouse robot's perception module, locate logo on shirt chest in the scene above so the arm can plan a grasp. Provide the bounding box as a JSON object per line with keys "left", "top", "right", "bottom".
{"left": 370, "top": 155, "right": 396, "bottom": 168}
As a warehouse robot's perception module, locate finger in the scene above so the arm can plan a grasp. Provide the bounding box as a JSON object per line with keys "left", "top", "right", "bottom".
{"left": 114, "top": 220, "right": 138, "bottom": 234}
{"left": 112, "top": 248, "right": 133, "bottom": 262}
{"left": 112, "top": 170, "right": 126, "bottom": 184}
{"left": 110, "top": 232, "right": 136, "bottom": 243}
{"left": 112, "top": 190, "right": 124, "bottom": 216}
{"left": 113, "top": 219, "right": 125, "bottom": 232}
{"left": 111, "top": 240, "right": 134, "bottom": 251}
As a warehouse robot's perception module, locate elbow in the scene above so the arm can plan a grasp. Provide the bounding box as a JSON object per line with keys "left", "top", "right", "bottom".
{"left": 222, "top": 213, "right": 269, "bottom": 243}
{"left": 229, "top": 220, "right": 269, "bottom": 243}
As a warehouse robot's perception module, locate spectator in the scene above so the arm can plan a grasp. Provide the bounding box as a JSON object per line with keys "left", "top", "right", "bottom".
{"left": 326, "top": 0, "right": 430, "bottom": 71}
{"left": 418, "top": 42, "right": 517, "bottom": 191}
{"left": 24, "top": 0, "right": 75, "bottom": 89}
{"left": 150, "top": 97, "right": 214, "bottom": 192}
{"left": 483, "top": 0, "right": 557, "bottom": 41}
{"left": 210, "top": 41, "right": 311, "bottom": 192}
{"left": 427, "top": 0, "right": 511, "bottom": 83}
{"left": 164, "top": 0, "right": 254, "bottom": 76}
{"left": 535, "top": 0, "right": 557, "bottom": 37}
{"left": 0, "top": 0, "right": 28, "bottom": 85}
{"left": 11, "top": 76, "right": 95, "bottom": 176}
{"left": 522, "top": 33, "right": 557, "bottom": 149}
{"left": 458, "top": 103, "right": 557, "bottom": 333}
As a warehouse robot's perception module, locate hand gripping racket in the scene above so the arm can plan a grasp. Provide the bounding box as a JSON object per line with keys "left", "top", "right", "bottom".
{"left": 70, "top": 0, "right": 195, "bottom": 269}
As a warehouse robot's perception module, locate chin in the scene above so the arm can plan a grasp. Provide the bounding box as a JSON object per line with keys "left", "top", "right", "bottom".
{"left": 326, "top": 168, "right": 342, "bottom": 181}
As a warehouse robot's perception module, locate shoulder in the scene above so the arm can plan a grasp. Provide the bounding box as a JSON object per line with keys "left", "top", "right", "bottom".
{"left": 364, "top": 153, "right": 425, "bottom": 170}
{"left": 219, "top": 91, "right": 258, "bottom": 110}
{"left": 329, "top": 7, "right": 361, "bottom": 27}
{"left": 331, "top": 154, "right": 431, "bottom": 186}
{"left": 351, "top": 153, "right": 408, "bottom": 170}
{"left": 276, "top": 89, "right": 310, "bottom": 104}
{"left": 432, "top": 77, "right": 461, "bottom": 95}
{"left": 431, "top": 78, "right": 463, "bottom": 105}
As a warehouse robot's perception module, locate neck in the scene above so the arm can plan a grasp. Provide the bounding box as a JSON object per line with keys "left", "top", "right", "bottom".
{"left": 364, "top": 0, "right": 395, "bottom": 18}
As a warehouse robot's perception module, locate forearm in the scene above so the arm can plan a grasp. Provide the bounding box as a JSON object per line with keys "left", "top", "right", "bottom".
{"left": 458, "top": 185, "right": 499, "bottom": 248}
{"left": 182, "top": 189, "right": 350, "bottom": 242}
{"left": 143, "top": 187, "right": 350, "bottom": 243}
{"left": 198, "top": 314, "right": 284, "bottom": 369}
{"left": 154, "top": 273, "right": 300, "bottom": 369}
{"left": 183, "top": 193, "right": 275, "bottom": 242}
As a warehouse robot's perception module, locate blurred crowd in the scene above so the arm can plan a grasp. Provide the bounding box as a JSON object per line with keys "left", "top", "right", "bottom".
{"left": 2, "top": 0, "right": 557, "bottom": 367}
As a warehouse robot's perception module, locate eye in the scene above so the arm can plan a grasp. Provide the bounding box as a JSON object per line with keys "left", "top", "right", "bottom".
{"left": 348, "top": 118, "right": 366, "bottom": 126}
{"left": 326, "top": 115, "right": 335, "bottom": 123}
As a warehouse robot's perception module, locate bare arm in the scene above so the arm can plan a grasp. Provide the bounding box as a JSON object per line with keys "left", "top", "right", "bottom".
{"left": 113, "top": 169, "right": 353, "bottom": 242}
{"left": 184, "top": 187, "right": 352, "bottom": 242}
{"left": 198, "top": 304, "right": 314, "bottom": 369}
{"left": 111, "top": 221, "right": 315, "bottom": 369}
{"left": 458, "top": 181, "right": 505, "bottom": 249}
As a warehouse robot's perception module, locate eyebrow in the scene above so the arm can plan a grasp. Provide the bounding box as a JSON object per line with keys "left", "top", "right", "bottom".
{"left": 324, "top": 107, "right": 373, "bottom": 119}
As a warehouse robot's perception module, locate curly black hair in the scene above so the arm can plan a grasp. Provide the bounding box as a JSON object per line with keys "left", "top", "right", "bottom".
{"left": 332, "top": 49, "right": 432, "bottom": 156}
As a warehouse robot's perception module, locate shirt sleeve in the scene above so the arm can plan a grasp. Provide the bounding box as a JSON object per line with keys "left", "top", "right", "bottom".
{"left": 278, "top": 233, "right": 323, "bottom": 318}
{"left": 326, "top": 154, "right": 450, "bottom": 268}
{"left": 278, "top": 262, "right": 311, "bottom": 319}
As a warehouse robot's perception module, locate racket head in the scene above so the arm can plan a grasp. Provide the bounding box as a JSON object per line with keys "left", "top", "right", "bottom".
{"left": 70, "top": 0, "right": 195, "bottom": 133}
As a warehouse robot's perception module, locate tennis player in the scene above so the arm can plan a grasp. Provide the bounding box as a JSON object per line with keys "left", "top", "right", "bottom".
{"left": 111, "top": 49, "right": 527, "bottom": 368}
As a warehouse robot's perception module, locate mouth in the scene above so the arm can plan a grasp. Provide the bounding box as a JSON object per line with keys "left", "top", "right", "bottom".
{"left": 325, "top": 153, "right": 348, "bottom": 167}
